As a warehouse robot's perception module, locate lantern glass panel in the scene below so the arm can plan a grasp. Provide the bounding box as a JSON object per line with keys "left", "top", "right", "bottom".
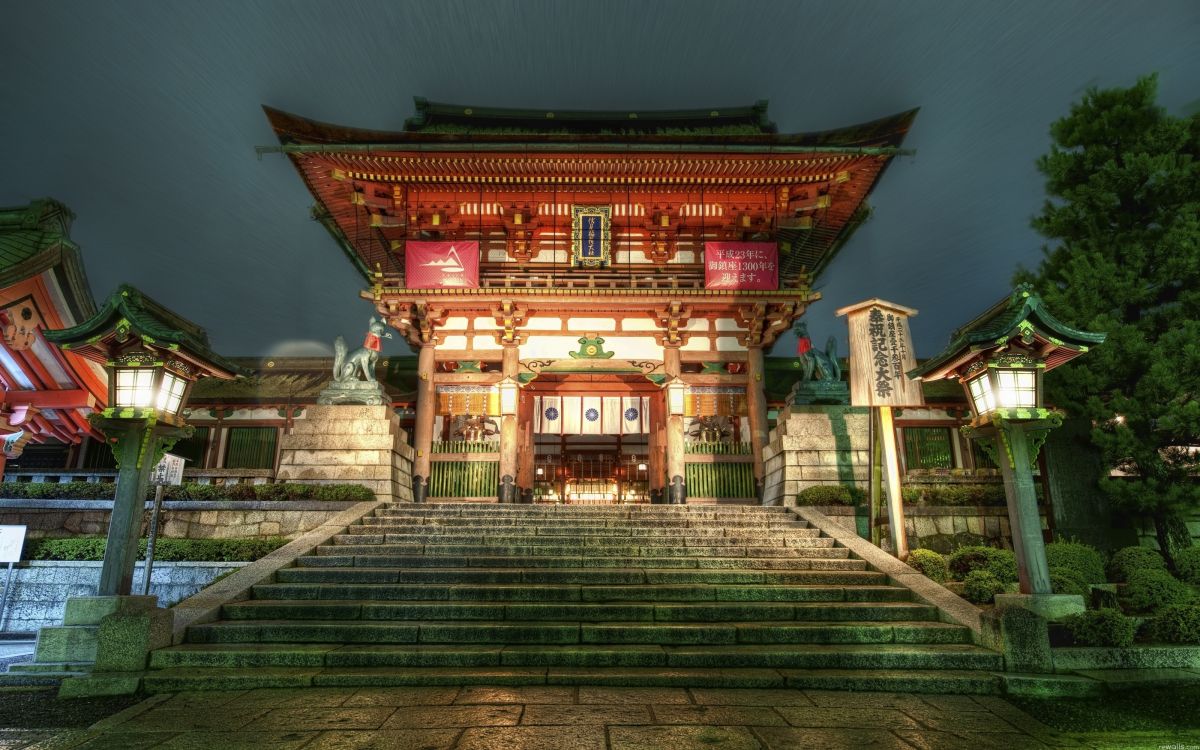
{"left": 156, "top": 372, "right": 188, "bottom": 414}
{"left": 115, "top": 368, "right": 156, "bottom": 408}
{"left": 995, "top": 369, "right": 1037, "bottom": 408}
{"left": 966, "top": 374, "right": 995, "bottom": 416}
{"left": 498, "top": 380, "right": 518, "bottom": 416}
{"left": 667, "top": 382, "right": 687, "bottom": 416}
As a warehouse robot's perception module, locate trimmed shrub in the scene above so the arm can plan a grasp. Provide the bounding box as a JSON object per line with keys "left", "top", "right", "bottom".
{"left": 1049, "top": 569, "right": 1090, "bottom": 598}
{"left": 1144, "top": 604, "right": 1200, "bottom": 644}
{"left": 1124, "top": 568, "right": 1194, "bottom": 613}
{"left": 1107, "top": 546, "right": 1167, "bottom": 583}
{"left": 1174, "top": 547, "right": 1200, "bottom": 586}
{"left": 310, "top": 484, "right": 374, "bottom": 502}
{"left": 901, "top": 484, "right": 1008, "bottom": 507}
{"left": 794, "top": 485, "right": 865, "bottom": 506}
{"left": 947, "top": 545, "right": 1018, "bottom": 584}
{"left": 1044, "top": 541, "right": 1106, "bottom": 585}
{"left": 1063, "top": 608, "right": 1137, "bottom": 647}
{"left": 160, "top": 482, "right": 373, "bottom": 503}
{"left": 907, "top": 549, "right": 949, "bottom": 584}
{"left": 962, "top": 570, "right": 1006, "bottom": 604}
{"left": 22, "top": 536, "right": 288, "bottom": 562}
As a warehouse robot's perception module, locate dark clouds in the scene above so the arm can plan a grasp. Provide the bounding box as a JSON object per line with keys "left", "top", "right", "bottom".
{"left": 2, "top": 0, "right": 1198, "bottom": 357}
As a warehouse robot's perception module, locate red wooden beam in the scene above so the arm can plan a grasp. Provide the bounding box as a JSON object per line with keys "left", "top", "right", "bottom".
{"left": 3, "top": 389, "right": 96, "bottom": 409}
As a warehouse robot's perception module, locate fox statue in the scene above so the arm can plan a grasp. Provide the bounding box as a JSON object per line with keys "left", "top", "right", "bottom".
{"left": 794, "top": 321, "right": 841, "bottom": 383}
{"left": 333, "top": 316, "right": 392, "bottom": 383}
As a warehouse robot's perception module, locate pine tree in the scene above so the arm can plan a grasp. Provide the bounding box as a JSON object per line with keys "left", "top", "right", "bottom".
{"left": 1017, "top": 75, "right": 1200, "bottom": 568}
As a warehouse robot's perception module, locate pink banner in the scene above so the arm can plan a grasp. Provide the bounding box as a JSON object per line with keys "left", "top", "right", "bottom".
{"left": 404, "top": 241, "right": 479, "bottom": 289}
{"left": 704, "top": 242, "right": 778, "bottom": 290}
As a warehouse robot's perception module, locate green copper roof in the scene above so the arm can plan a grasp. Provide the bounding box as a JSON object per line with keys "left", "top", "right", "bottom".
{"left": 403, "top": 98, "right": 776, "bottom": 135}
{"left": 43, "top": 284, "right": 246, "bottom": 376}
{"left": 0, "top": 198, "right": 96, "bottom": 322}
{"left": 909, "top": 285, "right": 1107, "bottom": 380}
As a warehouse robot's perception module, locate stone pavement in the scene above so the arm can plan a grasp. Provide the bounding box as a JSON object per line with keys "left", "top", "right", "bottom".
{"left": 6, "top": 686, "right": 1200, "bottom": 750}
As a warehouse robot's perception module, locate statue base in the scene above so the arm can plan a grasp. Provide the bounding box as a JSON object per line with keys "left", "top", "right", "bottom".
{"left": 317, "top": 379, "right": 387, "bottom": 406}
{"left": 788, "top": 381, "right": 850, "bottom": 406}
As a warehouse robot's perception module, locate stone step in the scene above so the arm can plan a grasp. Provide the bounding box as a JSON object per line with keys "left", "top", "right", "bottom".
{"left": 7, "top": 661, "right": 93, "bottom": 673}
{"left": 326, "top": 541, "right": 839, "bottom": 556}
{"left": 251, "top": 577, "right": 898, "bottom": 602}
{"left": 314, "top": 547, "right": 853, "bottom": 563}
{"left": 273, "top": 567, "right": 891, "bottom": 588}
{"left": 139, "top": 665, "right": 1003, "bottom": 693}
{"left": 192, "top": 617, "right": 969, "bottom": 644}
{"left": 364, "top": 516, "right": 793, "bottom": 525}
{"left": 382, "top": 503, "right": 790, "bottom": 513}
{"left": 338, "top": 535, "right": 825, "bottom": 547}
{"left": 371, "top": 511, "right": 804, "bottom": 523}
{"left": 149, "top": 642, "right": 999, "bottom": 671}
{"left": 221, "top": 599, "right": 932, "bottom": 624}
{"left": 299, "top": 553, "right": 860, "bottom": 569}
{"left": 350, "top": 524, "right": 823, "bottom": 538}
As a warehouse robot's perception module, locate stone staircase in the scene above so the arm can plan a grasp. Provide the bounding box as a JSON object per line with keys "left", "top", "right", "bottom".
{"left": 142, "top": 504, "right": 1004, "bottom": 693}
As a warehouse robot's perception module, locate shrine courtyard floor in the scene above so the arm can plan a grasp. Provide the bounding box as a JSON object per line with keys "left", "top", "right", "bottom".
{"left": 3, "top": 685, "right": 1200, "bottom": 750}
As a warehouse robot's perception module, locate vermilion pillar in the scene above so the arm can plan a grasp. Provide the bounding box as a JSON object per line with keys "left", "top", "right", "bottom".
{"left": 746, "top": 345, "right": 769, "bottom": 502}
{"left": 412, "top": 343, "right": 436, "bottom": 503}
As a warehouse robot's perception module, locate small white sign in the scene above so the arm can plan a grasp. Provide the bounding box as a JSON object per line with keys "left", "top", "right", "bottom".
{"left": 0, "top": 525, "right": 26, "bottom": 563}
{"left": 151, "top": 453, "right": 186, "bottom": 487}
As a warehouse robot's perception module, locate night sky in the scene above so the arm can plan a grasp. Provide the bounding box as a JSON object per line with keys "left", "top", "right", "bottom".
{"left": 3, "top": 1, "right": 1198, "bottom": 359}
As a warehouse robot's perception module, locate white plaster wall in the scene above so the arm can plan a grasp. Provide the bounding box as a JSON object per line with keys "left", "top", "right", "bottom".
{"left": 566, "top": 318, "right": 617, "bottom": 331}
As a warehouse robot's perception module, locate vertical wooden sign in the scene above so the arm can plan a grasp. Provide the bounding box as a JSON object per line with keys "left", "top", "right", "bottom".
{"left": 835, "top": 299, "right": 924, "bottom": 560}
{"left": 835, "top": 299, "right": 924, "bottom": 408}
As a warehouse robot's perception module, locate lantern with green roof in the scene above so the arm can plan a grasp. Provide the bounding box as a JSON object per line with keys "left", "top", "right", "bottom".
{"left": 44, "top": 284, "right": 241, "bottom": 596}
{"left": 909, "top": 285, "right": 1105, "bottom": 598}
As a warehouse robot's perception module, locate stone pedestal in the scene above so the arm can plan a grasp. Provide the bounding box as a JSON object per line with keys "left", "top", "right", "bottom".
{"left": 762, "top": 405, "right": 870, "bottom": 506}
{"left": 27, "top": 595, "right": 173, "bottom": 696}
{"left": 277, "top": 405, "right": 414, "bottom": 503}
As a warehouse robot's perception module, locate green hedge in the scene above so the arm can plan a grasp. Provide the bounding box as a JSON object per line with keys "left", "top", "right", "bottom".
{"left": 794, "top": 485, "right": 866, "bottom": 506}
{"left": 1107, "top": 546, "right": 1167, "bottom": 583}
{"left": 907, "top": 549, "right": 949, "bottom": 584}
{"left": 1145, "top": 604, "right": 1200, "bottom": 644}
{"left": 1064, "top": 608, "right": 1137, "bottom": 647}
{"left": 1175, "top": 547, "right": 1200, "bottom": 586}
{"left": 947, "top": 545, "right": 1019, "bottom": 584}
{"left": 0, "top": 481, "right": 373, "bottom": 503}
{"left": 1045, "top": 541, "right": 1106, "bottom": 585}
{"left": 22, "top": 536, "right": 288, "bottom": 562}
{"left": 1124, "top": 569, "right": 1194, "bottom": 613}
{"left": 962, "top": 570, "right": 1005, "bottom": 604}
{"left": 901, "top": 484, "right": 1007, "bottom": 507}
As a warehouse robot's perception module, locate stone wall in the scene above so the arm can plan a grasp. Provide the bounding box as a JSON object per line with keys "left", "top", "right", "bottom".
{"left": 762, "top": 405, "right": 871, "bottom": 506}
{"left": 277, "top": 404, "right": 414, "bottom": 503}
{"left": 0, "top": 500, "right": 355, "bottom": 540}
{"left": 0, "top": 561, "right": 245, "bottom": 633}
{"left": 812, "top": 504, "right": 1050, "bottom": 554}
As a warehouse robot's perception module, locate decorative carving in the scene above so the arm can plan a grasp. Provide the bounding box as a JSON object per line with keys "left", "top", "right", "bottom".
{"left": 502, "top": 207, "right": 540, "bottom": 262}
{"left": 492, "top": 300, "right": 527, "bottom": 346}
{"left": 687, "top": 415, "right": 734, "bottom": 444}
{"left": 569, "top": 335, "right": 615, "bottom": 360}
{"left": 642, "top": 212, "right": 679, "bottom": 263}
{"left": 655, "top": 302, "right": 691, "bottom": 347}
{"left": 450, "top": 414, "right": 499, "bottom": 441}
{"left": 738, "top": 302, "right": 800, "bottom": 348}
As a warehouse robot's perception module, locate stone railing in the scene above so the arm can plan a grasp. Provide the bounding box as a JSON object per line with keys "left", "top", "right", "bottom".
{"left": 3, "top": 468, "right": 275, "bottom": 485}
